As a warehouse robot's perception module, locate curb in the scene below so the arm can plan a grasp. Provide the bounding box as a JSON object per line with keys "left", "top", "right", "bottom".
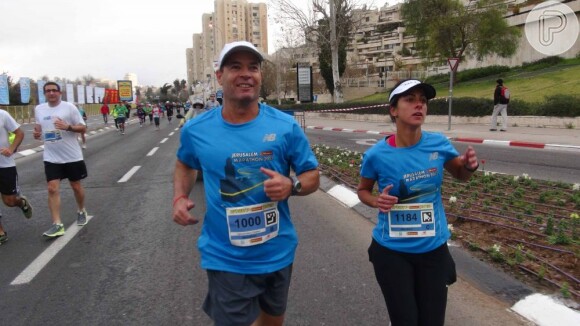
{"left": 306, "top": 125, "right": 580, "bottom": 152}
{"left": 319, "top": 175, "right": 580, "bottom": 326}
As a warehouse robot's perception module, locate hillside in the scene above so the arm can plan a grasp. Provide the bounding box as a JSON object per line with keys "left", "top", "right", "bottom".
{"left": 357, "top": 59, "right": 580, "bottom": 103}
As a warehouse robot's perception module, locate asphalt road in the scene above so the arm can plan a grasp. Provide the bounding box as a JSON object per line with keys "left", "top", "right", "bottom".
{"left": 0, "top": 117, "right": 532, "bottom": 325}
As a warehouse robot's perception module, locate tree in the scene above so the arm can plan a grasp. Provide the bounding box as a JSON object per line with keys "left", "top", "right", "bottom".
{"left": 271, "top": 0, "right": 357, "bottom": 103}
{"left": 160, "top": 83, "right": 172, "bottom": 102}
{"left": 402, "top": 0, "right": 521, "bottom": 80}
{"left": 260, "top": 59, "right": 277, "bottom": 100}
{"left": 317, "top": 16, "right": 348, "bottom": 96}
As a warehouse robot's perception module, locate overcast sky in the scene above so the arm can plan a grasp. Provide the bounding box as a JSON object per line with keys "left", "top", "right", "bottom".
{"left": 0, "top": 0, "right": 394, "bottom": 86}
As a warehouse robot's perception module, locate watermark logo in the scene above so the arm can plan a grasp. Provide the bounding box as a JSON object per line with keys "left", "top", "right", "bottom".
{"left": 525, "top": 1, "right": 579, "bottom": 56}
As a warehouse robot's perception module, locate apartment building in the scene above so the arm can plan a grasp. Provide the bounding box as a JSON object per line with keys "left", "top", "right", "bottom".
{"left": 188, "top": 0, "right": 269, "bottom": 86}
{"left": 283, "top": 0, "right": 579, "bottom": 89}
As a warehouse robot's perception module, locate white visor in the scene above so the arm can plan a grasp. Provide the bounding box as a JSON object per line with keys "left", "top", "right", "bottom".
{"left": 389, "top": 80, "right": 436, "bottom": 102}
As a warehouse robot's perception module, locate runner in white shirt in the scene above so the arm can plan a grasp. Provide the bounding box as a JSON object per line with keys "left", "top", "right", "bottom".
{"left": 33, "top": 82, "right": 89, "bottom": 237}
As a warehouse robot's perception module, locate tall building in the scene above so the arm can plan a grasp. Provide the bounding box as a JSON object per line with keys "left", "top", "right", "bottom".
{"left": 123, "top": 73, "right": 139, "bottom": 87}
{"left": 186, "top": 48, "right": 194, "bottom": 87}
{"left": 188, "top": 0, "right": 269, "bottom": 91}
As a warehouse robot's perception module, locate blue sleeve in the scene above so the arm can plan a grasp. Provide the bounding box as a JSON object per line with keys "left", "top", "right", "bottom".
{"left": 176, "top": 127, "right": 201, "bottom": 170}
{"left": 360, "top": 150, "right": 378, "bottom": 180}
{"left": 288, "top": 122, "right": 318, "bottom": 174}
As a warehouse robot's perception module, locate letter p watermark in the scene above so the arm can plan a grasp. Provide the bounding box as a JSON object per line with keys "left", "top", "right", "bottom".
{"left": 525, "top": 1, "right": 579, "bottom": 55}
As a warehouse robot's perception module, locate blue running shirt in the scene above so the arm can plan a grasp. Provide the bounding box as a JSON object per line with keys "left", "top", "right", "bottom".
{"left": 177, "top": 103, "right": 318, "bottom": 274}
{"left": 360, "top": 132, "right": 459, "bottom": 253}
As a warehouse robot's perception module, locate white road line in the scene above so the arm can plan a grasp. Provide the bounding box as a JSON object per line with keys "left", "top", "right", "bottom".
{"left": 147, "top": 147, "right": 159, "bottom": 156}
{"left": 18, "top": 149, "right": 36, "bottom": 156}
{"left": 160, "top": 138, "right": 168, "bottom": 143}
{"left": 118, "top": 166, "right": 141, "bottom": 183}
{"left": 11, "top": 216, "right": 94, "bottom": 285}
{"left": 169, "top": 132, "right": 175, "bottom": 136}
{"left": 174, "top": 128, "right": 179, "bottom": 131}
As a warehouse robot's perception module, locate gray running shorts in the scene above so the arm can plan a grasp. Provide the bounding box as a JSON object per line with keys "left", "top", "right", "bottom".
{"left": 203, "top": 264, "right": 293, "bottom": 326}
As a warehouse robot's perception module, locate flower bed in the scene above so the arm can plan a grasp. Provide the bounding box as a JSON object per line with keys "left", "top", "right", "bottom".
{"left": 312, "top": 144, "right": 580, "bottom": 303}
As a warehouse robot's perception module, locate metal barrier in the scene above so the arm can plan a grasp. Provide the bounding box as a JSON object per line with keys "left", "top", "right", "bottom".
{"left": 282, "top": 110, "right": 306, "bottom": 131}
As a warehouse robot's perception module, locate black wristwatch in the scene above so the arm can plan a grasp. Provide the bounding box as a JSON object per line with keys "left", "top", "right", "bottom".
{"left": 290, "top": 176, "right": 302, "bottom": 196}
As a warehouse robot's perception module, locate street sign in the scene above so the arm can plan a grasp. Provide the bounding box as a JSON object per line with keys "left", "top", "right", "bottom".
{"left": 448, "top": 57, "right": 460, "bottom": 72}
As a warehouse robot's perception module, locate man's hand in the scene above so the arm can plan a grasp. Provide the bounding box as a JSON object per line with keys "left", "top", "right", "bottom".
{"left": 261, "top": 167, "right": 292, "bottom": 201}
{"left": 172, "top": 196, "right": 198, "bottom": 226}
{"left": 53, "top": 117, "right": 69, "bottom": 131}
{"left": 0, "top": 147, "right": 13, "bottom": 157}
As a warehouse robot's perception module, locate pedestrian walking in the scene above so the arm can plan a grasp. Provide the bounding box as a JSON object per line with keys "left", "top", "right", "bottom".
{"left": 0, "top": 109, "right": 33, "bottom": 244}
{"left": 172, "top": 41, "right": 320, "bottom": 326}
{"left": 33, "top": 82, "right": 89, "bottom": 238}
{"left": 100, "top": 103, "right": 110, "bottom": 124}
{"left": 490, "top": 78, "right": 510, "bottom": 131}
{"left": 357, "top": 79, "right": 479, "bottom": 326}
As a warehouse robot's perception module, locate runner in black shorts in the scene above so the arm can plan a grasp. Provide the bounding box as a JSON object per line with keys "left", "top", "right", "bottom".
{"left": 0, "top": 112, "right": 33, "bottom": 244}
{"left": 34, "top": 81, "right": 89, "bottom": 238}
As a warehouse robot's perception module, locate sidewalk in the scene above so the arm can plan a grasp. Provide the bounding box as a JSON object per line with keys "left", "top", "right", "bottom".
{"left": 305, "top": 113, "right": 580, "bottom": 152}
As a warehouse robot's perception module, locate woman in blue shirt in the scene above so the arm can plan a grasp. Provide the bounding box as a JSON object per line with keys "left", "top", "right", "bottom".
{"left": 357, "top": 79, "right": 479, "bottom": 326}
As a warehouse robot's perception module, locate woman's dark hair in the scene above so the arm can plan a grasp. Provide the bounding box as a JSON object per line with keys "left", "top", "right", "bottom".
{"left": 43, "top": 81, "right": 60, "bottom": 92}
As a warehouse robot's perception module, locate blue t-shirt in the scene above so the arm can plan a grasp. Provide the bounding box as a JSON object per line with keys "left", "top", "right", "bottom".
{"left": 177, "top": 103, "right": 318, "bottom": 274}
{"left": 360, "top": 132, "right": 459, "bottom": 254}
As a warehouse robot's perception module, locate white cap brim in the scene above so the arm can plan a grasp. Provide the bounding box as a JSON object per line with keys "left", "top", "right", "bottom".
{"left": 218, "top": 41, "right": 263, "bottom": 69}
{"left": 389, "top": 80, "right": 436, "bottom": 102}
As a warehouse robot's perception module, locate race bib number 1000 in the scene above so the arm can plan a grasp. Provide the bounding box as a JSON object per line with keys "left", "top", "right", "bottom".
{"left": 388, "top": 203, "right": 435, "bottom": 238}
{"left": 226, "top": 202, "right": 279, "bottom": 247}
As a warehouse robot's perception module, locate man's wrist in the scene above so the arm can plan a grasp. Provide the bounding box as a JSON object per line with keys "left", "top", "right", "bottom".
{"left": 67, "top": 124, "right": 73, "bottom": 132}
{"left": 464, "top": 163, "right": 479, "bottom": 173}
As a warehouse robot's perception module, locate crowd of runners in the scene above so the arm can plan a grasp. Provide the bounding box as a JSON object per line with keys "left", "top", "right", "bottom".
{"left": 98, "top": 95, "right": 222, "bottom": 133}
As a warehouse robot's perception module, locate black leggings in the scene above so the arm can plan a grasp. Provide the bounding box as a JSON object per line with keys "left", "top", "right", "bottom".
{"left": 368, "top": 239, "right": 456, "bottom": 326}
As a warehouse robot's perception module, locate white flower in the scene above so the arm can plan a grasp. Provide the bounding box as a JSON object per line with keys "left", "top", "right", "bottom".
{"left": 513, "top": 176, "right": 520, "bottom": 181}
{"left": 327, "top": 158, "right": 333, "bottom": 164}
{"left": 484, "top": 171, "right": 492, "bottom": 176}
{"left": 448, "top": 224, "right": 454, "bottom": 232}
{"left": 449, "top": 196, "right": 457, "bottom": 204}
{"left": 573, "top": 183, "right": 580, "bottom": 191}
{"left": 492, "top": 244, "right": 501, "bottom": 253}
{"left": 349, "top": 164, "right": 353, "bottom": 167}
{"left": 522, "top": 173, "right": 531, "bottom": 180}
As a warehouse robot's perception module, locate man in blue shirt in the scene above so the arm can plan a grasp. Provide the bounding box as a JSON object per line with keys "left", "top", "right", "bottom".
{"left": 173, "top": 41, "right": 319, "bottom": 326}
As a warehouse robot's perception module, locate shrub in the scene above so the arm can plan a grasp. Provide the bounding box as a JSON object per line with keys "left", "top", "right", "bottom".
{"left": 537, "top": 95, "right": 580, "bottom": 117}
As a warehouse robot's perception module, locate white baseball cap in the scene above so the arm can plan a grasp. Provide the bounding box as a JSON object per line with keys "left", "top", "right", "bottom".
{"left": 389, "top": 79, "right": 436, "bottom": 102}
{"left": 218, "top": 41, "right": 263, "bottom": 69}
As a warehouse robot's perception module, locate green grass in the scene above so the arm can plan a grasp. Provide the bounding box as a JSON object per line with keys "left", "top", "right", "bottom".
{"left": 354, "top": 59, "right": 580, "bottom": 103}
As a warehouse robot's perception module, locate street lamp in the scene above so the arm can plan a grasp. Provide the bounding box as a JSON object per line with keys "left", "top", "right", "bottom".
{"left": 208, "top": 22, "right": 224, "bottom": 92}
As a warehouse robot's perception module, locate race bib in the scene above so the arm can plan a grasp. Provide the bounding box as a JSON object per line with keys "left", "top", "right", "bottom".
{"left": 387, "top": 203, "right": 435, "bottom": 238}
{"left": 44, "top": 130, "right": 62, "bottom": 143}
{"left": 226, "top": 202, "right": 279, "bottom": 247}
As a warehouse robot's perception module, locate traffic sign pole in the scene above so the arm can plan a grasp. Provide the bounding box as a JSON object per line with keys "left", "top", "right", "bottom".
{"left": 447, "top": 58, "right": 460, "bottom": 131}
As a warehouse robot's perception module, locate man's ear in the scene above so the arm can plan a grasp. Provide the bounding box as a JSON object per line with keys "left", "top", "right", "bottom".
{"left": 216, "top": 70, "right": 223, "bottom": 86}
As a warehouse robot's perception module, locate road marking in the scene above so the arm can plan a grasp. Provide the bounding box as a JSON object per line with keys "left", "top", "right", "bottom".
{"left": 118, "top": 166, "right": 141, "bottom": 183}
{"left": 169, "top": 132, "right": 175, "bottom": 136}
{"left": 160, "top": 138, "right": 168, "bottom": 143}
{"left": 18, "top": 149, "right": 36, "bottom": 156}
{"left": 10, "top": 216, "right": 94, "bottom": 285}
{"left": 147, "top": 147, "right": 159, "bottom": 156}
